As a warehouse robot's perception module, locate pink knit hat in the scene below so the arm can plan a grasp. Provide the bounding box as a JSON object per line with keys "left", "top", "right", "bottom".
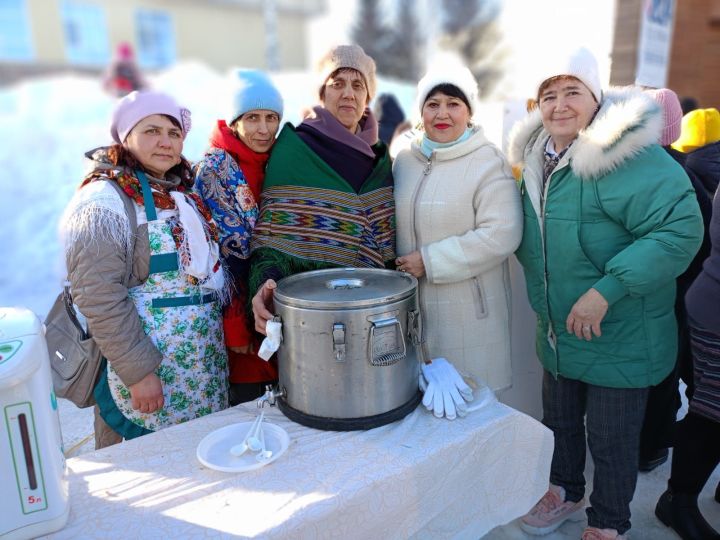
{"left": 117, "top": 42, "right": 134, "bottom": 61}
{"left": 110, "top": 90, "right": 191, "bottom": 143}
{"left": 646, "top": 88, "right": 682, "bottom": 146}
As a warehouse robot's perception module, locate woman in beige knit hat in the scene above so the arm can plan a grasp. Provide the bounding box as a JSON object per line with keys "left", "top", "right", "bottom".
{"left": 250, "top": 45, "right": 395, "bottom": 338}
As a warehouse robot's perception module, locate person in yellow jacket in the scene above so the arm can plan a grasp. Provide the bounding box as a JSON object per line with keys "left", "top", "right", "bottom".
{"left": 672, "top": 107, "right": 720, "bottom": 152}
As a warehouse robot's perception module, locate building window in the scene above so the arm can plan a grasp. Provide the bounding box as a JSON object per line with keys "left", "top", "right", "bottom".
{"left": 135, "top": 9, "right": 175, "bottom": 69}
{"left": 0, "top": 0, "right": 33, "bottom": 61}
{"left": 61, "top": 1, "right": 110, "bottom": 65}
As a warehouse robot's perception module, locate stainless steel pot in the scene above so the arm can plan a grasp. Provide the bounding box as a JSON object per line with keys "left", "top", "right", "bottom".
{"left": 273, "top": 268, "right": 422, "bottom": 430}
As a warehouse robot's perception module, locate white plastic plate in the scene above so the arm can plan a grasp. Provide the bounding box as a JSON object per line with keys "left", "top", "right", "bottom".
{"left": 196, "top": 421, "right": 290, "bottom": 473}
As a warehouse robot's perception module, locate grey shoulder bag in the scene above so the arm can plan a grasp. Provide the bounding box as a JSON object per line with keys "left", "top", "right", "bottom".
{"left": 46, "top": 181, "right": 137, "bottom": 408}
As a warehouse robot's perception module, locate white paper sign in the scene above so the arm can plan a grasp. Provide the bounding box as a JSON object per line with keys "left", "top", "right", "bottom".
{"left": 635, "top": 0, "right": 676, "bottom": 88}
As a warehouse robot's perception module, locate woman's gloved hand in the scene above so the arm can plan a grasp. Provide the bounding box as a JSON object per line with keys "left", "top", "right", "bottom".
{"left": 419, "top": 358, "right": 474, "bottom": 420}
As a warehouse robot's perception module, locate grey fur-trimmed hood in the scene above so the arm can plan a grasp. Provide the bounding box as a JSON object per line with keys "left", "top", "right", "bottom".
{"left": 508, "top": 86, "right": 662, "bottom": 180}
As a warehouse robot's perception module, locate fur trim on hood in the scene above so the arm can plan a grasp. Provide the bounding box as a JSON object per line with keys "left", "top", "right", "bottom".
{"left": 508, "top": 86, "right": 662, "bottom": 180}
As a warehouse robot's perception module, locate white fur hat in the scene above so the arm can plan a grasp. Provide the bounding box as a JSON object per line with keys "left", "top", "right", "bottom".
{"left": 414, "top": 55, "right": 480, "bottom": 120}
{"left": 536, "top": 46, "right": 602, "bottom": 103}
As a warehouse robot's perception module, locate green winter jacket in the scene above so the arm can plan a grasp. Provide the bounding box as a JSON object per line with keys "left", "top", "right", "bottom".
{"left": 508, "top": 87, "right": 704, "bottom": 388}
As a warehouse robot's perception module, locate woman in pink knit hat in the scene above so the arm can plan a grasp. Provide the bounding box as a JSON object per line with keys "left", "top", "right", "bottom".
{"left": 639, "top": 88, "right": 716, "bottom": 475}
{"left": 60, "top": 90, "right": 228, "bottom": 448}
{"left": 645, "top": 90, "right": 720, "bottom": 540}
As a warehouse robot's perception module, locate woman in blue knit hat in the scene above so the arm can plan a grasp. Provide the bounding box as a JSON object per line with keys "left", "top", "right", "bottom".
{"left": 194, "top": 69, "right": 284, "bottom": 405}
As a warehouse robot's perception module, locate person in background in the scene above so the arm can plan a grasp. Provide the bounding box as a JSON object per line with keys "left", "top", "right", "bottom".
{"left": 61, "top": 91, "right": 228, "bottom": 448}
{"left": 674, "top": 108, "right": 720, "bottom": 400}
{"left": 673, "top": 108, "right": 720, "bottom": 202}
{"left": 392, "top": 59, "right": 521, "bottom": 404}
{"left": 194, "top": 70, "right": 283, "bottom": 405}
{"left": 250, "top": 44, "right": 395, "bottom": 332}
{"left": 638, "top": 89, "right": 715, "bottom": 473}
{"left": 680, "top": 96, "right": 699, "bottom": 115}
{"left": 654, "top": 185, "right": 720, "bottom": 539}
{"left": 388, "top": 120, "right": 414, "bottom": 160}
{"left": 102, "top": 42, "right": 147, "bottom": 97}
{"left": 509, "top": 48, "right": 703, "bottom": 539}
{"left": 373, "top": 93, "right": 406, "bottom": 145}
{"left": 511, "top": 99, "right": 540, "bottom": 180}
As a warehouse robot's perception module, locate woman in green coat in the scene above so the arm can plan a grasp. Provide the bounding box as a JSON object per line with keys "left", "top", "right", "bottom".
{"left": 508, "top": 48, "right": 703, "bottom": 540}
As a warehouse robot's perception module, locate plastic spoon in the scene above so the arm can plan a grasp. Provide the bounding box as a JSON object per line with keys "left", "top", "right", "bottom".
{"left": 247, "top": 410, "right": 265, "bottom": 452}
{"left": 230, "top": 413, "right": 262, "bottom": 457}
{"left": 256, "top": 424, "right": 273, "bottom": 462}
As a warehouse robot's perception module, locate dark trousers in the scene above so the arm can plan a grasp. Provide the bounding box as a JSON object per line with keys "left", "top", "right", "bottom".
{"left": 677, "top": 316, "right": 696, "bottom": 399}
{"left": 639, "top": 314, "right": 696, "bottom": 459}
{"left": 542, "top": 372, "right": 648, "bottom": 534}
{"left": 669, "top": 411, "right": 720, "bottom": 494}
{"left": 639, "top": 364, "right": 680, "bottom": 458}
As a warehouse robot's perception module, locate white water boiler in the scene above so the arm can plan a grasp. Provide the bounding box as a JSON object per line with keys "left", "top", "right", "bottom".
{"left": 0, "top": 307, "right": 69, "bottom": 539}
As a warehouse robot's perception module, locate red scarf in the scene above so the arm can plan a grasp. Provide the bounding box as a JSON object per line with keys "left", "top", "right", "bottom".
{"left": 209, "top": 120, "right": 270, "bottom": 202}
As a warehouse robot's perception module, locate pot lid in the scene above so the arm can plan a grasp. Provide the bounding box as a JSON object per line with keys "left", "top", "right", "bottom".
{"left": 274, "top": 268, "right": 417, "bottom": 309}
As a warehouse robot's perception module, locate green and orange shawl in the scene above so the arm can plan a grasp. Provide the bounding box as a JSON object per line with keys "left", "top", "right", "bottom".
{"left": 249, "top": 124, "right": 396, "bottom": 293}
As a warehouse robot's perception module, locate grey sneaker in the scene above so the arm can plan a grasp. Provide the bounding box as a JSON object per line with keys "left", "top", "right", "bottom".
{"left": 520, "top": 484, "right": 586, "bottom": 535}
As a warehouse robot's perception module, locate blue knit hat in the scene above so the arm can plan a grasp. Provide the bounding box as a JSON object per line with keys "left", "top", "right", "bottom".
{"left": 226, "top": 69, "right": 284, "bottom": 125}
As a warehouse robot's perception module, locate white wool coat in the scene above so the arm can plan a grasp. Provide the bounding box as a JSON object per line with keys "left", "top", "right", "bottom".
{"left": 393, "top": 128, "right": 522, "bottom": 391}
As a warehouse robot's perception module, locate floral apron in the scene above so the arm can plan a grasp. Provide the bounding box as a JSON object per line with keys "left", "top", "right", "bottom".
{"left": 99, "top": 172, "right": 228, "bottom": 435}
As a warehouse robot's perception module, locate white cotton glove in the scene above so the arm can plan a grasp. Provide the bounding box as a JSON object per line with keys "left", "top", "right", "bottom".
{"left": 419, "top": 358, "right": 474, "bottom": 420}
{"left": 258, "top": 319, "right": 282, "bottom": 361}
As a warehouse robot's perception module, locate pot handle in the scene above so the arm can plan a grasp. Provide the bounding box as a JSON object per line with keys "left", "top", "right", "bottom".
{"left": 407, "top": 309, "right": 422, "bottom": 346}
{"left": 333, "top": 323, "right": 346, "bottom": 363}
{"left": 408, "top": 309, "right": 429, "bottom": 364}
{"left": 369, "top": 317, "right": 406, "bottom": 366}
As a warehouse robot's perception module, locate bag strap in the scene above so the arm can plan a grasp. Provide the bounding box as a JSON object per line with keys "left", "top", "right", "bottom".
{"left": 62, "top": 282, "right": 88, "bottom": 339}
{"left": 62, "top": 179, "right": 139, "bottom": 335}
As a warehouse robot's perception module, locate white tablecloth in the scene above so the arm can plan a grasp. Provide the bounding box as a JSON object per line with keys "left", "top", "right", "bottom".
{"left": 46, "top": 401, "right": 552, "bottom": 539}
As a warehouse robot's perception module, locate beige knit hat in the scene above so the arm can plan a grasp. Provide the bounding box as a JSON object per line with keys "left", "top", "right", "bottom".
{"left": 316, "top": 44, "right": 377, "bottom": 101}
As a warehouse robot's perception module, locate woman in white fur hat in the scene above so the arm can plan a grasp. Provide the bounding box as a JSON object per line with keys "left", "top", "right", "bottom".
{"left": 392, "top": 57, "right": 522, "bottom": 418}
{"left": 509, "top": 47, "right": 703, "bottom": 539}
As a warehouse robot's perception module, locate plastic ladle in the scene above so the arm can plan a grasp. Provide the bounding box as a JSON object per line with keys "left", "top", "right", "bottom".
{"left": 230, "top": 413, "right": 262, "bottom": 457}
